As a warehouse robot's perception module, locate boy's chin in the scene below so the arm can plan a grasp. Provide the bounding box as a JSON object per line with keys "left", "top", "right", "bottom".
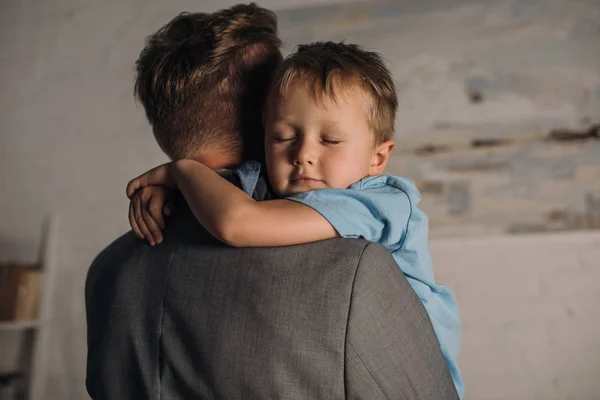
{"left": 283, "top": 181, "right": 327, "bottom": 196}
{"left": 277, "top": 185, "right": 306, "bottom": 197}
{"left": 278, "top": 188, "right": 299, "bottom": 197}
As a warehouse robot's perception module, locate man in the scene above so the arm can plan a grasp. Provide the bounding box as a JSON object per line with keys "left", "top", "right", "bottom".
{"left": 85, "top": 4, "right": 459, "bottom": 399}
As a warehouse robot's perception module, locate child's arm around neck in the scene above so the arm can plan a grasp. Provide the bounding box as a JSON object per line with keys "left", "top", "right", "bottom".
{"left": 171, "top": 159, "right": 338, "bottom": 247}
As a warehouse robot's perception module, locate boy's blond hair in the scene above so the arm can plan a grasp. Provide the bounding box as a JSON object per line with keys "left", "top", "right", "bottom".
{"left": 271, "top": 42, "right": 397, "bottom": 145}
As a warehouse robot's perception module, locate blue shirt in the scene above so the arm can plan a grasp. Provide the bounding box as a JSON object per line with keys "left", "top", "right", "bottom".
{"left": 234, "top": 161, "right": 464, "bottom": 398}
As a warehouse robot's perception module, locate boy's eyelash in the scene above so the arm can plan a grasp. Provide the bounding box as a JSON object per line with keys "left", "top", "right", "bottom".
{"left": 271, "top": 135, "right": 340, "bottom": 144}
{"left": 322, "top": 139, "right": 341, "bottom": 144}
{"left": 274, "top": 136, "right": 294, "bottom": 142}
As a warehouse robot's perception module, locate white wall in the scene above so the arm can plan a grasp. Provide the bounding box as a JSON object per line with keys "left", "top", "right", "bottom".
{"left": 433, "top": 232, "right": 600, "bottom": 400}
{"left": 1, "top": 0, "right": 599, "bottom": 399}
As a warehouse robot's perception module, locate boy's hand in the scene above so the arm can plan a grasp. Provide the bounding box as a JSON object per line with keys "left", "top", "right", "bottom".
{"left": 126, "top": 163, "right": 176, "bottom": 199}
{"left": 129, "top": 186, "right": 176, "bottom": 246}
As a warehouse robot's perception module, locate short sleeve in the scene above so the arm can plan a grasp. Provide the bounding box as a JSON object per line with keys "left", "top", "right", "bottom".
{"left": 287, "top": 175, "right": 414, "bottom": 253}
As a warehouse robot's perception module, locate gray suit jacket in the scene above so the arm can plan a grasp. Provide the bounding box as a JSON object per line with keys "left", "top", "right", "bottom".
{"left": 86, "top": 203, "right": 458, "bottom": 399}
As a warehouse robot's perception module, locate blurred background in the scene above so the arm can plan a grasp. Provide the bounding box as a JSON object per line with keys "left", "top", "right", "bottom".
{"left": 0, "top": 0, "right": 599, "bottom": 398}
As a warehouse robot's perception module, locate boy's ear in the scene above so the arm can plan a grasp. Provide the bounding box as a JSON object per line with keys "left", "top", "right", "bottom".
{"left": 368, "top": 140, "right": 395, "bottom": 176}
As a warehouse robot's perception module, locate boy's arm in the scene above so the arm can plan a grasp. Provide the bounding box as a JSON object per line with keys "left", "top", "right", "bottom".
{"left": 171, "top": 159, "right": 338, "bottom": 247}
{"left": 127, "top": 160, "right": 338, "bottom": 247}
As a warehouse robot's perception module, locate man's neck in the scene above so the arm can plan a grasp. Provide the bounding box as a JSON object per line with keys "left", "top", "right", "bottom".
{"left": 192, "top": 147, "right": 244, "bottom": 170}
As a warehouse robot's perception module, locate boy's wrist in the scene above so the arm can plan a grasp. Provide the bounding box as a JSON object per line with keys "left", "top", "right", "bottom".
{"left": 171, "top": 159, "right": 194, "bottom": 178}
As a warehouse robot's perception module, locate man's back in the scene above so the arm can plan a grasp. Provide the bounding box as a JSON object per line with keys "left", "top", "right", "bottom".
{"left": 86, "top": 205, "right": 457, "bottom": 399}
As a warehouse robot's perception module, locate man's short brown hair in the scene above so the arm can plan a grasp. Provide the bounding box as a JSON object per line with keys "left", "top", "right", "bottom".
{"left": 271, "top": 41, "right": 397, "bottom": 145}
{"left": 135, "top": 3, "right": 282, "bottom": 161}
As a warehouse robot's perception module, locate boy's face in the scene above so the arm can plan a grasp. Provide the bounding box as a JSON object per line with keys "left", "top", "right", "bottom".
{"left": 264, "top": 85, "right": 392, "bottom": 197}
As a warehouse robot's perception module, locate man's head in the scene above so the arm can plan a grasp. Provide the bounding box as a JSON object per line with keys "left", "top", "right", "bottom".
{"left": 263, "top": 42, "right": 397, "bottom": 196}
{"left": 135, "top": 3, "right": 282, "bottom": 168}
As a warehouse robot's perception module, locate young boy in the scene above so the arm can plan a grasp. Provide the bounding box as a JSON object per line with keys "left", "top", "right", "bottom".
{"left": 127, "top": 41, "right": 464, "bottom": 397}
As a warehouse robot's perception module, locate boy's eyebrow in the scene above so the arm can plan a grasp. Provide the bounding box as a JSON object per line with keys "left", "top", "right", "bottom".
{"left": 269, "top": 116, "right": 293, "bottom": 124}
{"left": 270, "top": 118, "right": 344, "bottom": 132}
{"left": 269, "top": 117, "right": 298, "bottom": 132}
{"left": 320, "top": 120, "right": 346, "bottom": 133}
{"left": 321, "top": 120, "right": 340, "bottom": 127}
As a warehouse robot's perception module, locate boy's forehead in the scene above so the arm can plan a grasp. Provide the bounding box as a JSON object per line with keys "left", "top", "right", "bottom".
{"left": 271, "top": 115, "right": 344, "bottom": 128}
{"left": 281, "top": 81, "right": 367, "bottom": 103}
{"left": 275, "top": 85, "right": 368, "bottom": 112}
{"left": 269, "top": 90, "right": 368, "bottom": 125}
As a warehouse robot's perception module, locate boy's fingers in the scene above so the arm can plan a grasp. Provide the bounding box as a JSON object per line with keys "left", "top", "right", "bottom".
{"left": 148, "top": 194, "right": 166, "bottom": 230}
{"left": 143, "top": 214, "right": 163, "bottom": 244}
{"left": 129, "top": 201, "right": 144, "bottom": 240}
{"left": 163, "top": 201, "right": 175, "bottom": 216}
{"left": 141, "top": 207, "right": 163, "bottom": 244}
{"left": 126, "top": 179, "right": 138, "bottom": 199}
{"left": 126, "top": 175, "right": 147, "bottom": 199}
{"left": 135, "top": 195, "right": 156, "bottom": 246}
{"left": 138, "top": 193, "right": 163, "bottom": 244}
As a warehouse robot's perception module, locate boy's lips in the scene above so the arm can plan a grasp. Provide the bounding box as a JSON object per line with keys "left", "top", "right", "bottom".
{"left": 290, "top": 175, "right": 321, "bottom": 182}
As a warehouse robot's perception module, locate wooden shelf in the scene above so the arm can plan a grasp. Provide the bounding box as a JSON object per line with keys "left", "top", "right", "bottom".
{"left": 0, "top": 320, "right": 40, "bottom": 331}
{"left": 0, "top": 215, "right": 59, "bottom": 400}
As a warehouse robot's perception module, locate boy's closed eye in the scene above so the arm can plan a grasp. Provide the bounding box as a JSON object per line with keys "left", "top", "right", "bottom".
{"left": 272, "top": 134, "right": 296, "bottom": 143}
{"left": 272, "top": 135, "right": 341, "bottom": 145}
{"left": 321, "top": 137, "right": 342, "bottom": 145}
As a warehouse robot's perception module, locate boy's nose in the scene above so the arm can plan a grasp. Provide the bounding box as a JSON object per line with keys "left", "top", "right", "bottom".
{"left": 292, "top": 140, "right": 315, "bottom": 165}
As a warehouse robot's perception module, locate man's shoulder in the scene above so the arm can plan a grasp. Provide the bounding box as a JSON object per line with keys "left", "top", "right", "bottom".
{"left": 266, "top": 239, "right": 395, "bottom": 284}
{"left": 281, "top": 237, "right": 376, "bottom": 259}
{"left": 86, "top": 231, "right": 140, "bottom": 291}
{"left": 86, "top": 230, "right": 388, "bottom": 287}
{"left": 91, "top": 230, "right": 139, "bottom": 266}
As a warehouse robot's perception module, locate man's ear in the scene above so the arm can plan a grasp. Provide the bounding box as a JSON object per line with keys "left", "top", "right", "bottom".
{"left": 368, "top": 140, "right": 395, "bottom": 176}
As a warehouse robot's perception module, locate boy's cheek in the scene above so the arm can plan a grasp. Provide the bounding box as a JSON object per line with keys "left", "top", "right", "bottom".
{"left": 267, "top": 153, "right": 289, "bottom": 171}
